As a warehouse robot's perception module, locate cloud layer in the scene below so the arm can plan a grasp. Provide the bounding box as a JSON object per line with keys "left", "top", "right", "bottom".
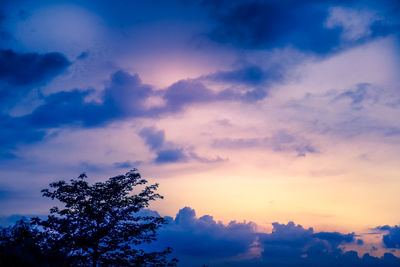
{"left": 0, "top": 49, "right": 70, "bottom": 108}
{"left": 143, "top": 207, "right": 400, "bottom": 266}
{"left": 202, "top": 0, "right": 400, "bottom": 54}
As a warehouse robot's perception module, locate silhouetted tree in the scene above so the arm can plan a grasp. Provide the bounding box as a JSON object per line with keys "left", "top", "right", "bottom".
{"left": 0, "top": 218, "right": 42, "bottom": 266}
{"left": 0, "top": 218, "right": 67, "bottom": 266}
{"left": 28, "top": 169, "right": 177, "bottom": 266}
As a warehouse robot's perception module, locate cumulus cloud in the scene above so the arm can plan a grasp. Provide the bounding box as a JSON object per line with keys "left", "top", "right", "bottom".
{"left": 146, "top": 207, "right": 257, "bottom": 265}
{"left": 375, "top": 225, "right": 400, "bottom": 249}
{"left": 258, "top": 222, "right": 357, "bottom": 265}
{"left": 143, "top": 207, "right": 400, "bottom": 266}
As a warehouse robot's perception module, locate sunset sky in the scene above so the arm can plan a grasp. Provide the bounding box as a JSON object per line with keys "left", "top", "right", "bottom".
{"left": 1, "top": 0, "right": 400, "bottom": 265}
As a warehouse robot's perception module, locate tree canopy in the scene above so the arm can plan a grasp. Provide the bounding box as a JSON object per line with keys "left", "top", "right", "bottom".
{"left": 0, "top": 169, "right": 177, "bottom": 267}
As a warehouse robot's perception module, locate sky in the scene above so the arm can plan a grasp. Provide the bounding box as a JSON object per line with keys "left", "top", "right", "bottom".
{"left": 1, "top": 0, "right": 400, "bottom": 265}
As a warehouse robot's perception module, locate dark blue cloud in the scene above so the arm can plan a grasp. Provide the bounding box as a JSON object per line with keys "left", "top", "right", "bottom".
{"left": 203, "top": 0, "right": 342, "bottom": 53}
{"left": 200, "top": 64, "right": 287, "bottom": 102}
{"left": 259, "top": 222, "right": 355, "bottom": 263}
{"left": 255, "top": 222, "right": 400, "bottom": 266}
{"left": 313, "top": 231, "right": 355, "bottom": 246}
{"left": 0, "top": 49, "right": 70, "bottom": 86}
{"left": 0, "top": 10, "right": 11, "bottom": 41}
{"left": 0, "top": 71, "right": 152, "bottom": 157}
{"left": 25, "top": 70, "right": 154, "bottom": 128}
{"left": 155, "top": 149, "right": 187, "bottom": 164}
{"left": 139, "top": 127, "right": 165, "bottom": 151}
{"left": 0, "top": 9, "right": 10, "bottom": 40}
{"left": 0, "top": 49, "right": 71, "bottom": 108}
{"left": 376, "top": 225, "right": 400, "bottom": 249}
{"left": 25, "top": 89, "right": 108, "bottom": 127}
{"left": 139, "top": 127, "right": 187, "bottom": 164}
{"left": 0, "top": 152, "right": 16, "bottom": 160}
{"left": 204, "top": 65, "right": 283, "bottom": 86}
{"left": 164, "top": 65, "right": 282, "bottom": 106}
{"left": 202, "top": 0, "right": 399, "bottom": 54}
{"left": 0, "top": 71, "right": 156, "bottom": 156}
{"left": 145, "top": 207, "right": 257, "bottom": 265}
{"left": 113, "top": 160, "right": 142, "bottom": 169}
{"left": 143, "top": 207, "right": 400, "bottom": 266}
{"left": 22, "top": 65, "right": 283, "bottom": 131}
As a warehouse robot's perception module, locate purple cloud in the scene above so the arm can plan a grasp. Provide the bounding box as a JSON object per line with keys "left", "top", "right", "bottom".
{"left": 141, "top": 207, "right": 400, "bottom": 266}
{"left": 213, "top": 130, "right": 317, "bottom": 157}
{"left": 139, "top": 126, "right": 223, "bottom": 164}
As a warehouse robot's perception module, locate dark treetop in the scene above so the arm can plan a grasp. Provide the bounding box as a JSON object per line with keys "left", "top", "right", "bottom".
{"left": 0, "top": 169, "right": 177, "bottom": 267}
